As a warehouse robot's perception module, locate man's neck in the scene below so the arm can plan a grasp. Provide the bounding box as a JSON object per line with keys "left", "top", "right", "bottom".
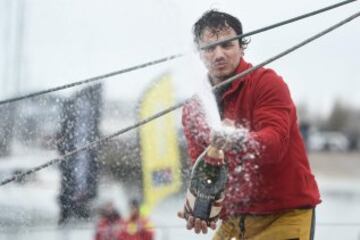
{"left": 208, "top": 75, "right": 224, "bottom": 86}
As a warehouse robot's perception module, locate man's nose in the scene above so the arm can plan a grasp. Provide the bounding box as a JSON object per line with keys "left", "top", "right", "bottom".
{"left": 213, "top": 46, "right": 225, "bottom": 59}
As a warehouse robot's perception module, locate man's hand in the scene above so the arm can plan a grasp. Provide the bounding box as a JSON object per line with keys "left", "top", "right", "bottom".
{"left": 177, "top": 210, "right": 217, "bottom": 234}
{"left": 210, "top": 119, "right": 248, "bottom": 151}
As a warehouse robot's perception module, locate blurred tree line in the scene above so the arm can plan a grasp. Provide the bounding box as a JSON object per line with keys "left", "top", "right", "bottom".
{"left": 298, "top": 98, "right": 360, "bottom": 151}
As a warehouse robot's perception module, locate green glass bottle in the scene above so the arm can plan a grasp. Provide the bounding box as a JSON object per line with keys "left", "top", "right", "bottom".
{"left": 185, "top": 146, "right": 228, "bottom": 222}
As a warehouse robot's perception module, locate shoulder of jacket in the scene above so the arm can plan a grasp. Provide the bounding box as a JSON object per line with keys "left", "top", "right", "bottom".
{"left": 253, "top": 67, "right": 280, "bottom": 79}
{"left": 251, "top": 67, "right": 285, "bottom": 87}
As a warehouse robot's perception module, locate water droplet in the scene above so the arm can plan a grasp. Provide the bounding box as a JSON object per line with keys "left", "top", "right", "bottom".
{"left": 244, "top": 173, "right": 250, "bottom": 181}
{"left": 235, "top": 165, "right": 243, "bottom": 173}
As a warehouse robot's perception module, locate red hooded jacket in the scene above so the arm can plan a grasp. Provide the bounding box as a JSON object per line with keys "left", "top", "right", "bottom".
{"left": 95, "top": 217, "right": 124, "bottom": 240}
{"left": 120, "top": 215, "right": 154, "bottom": 240}
{"left": 182, "top": 58, "right": 321, "bottom": 218}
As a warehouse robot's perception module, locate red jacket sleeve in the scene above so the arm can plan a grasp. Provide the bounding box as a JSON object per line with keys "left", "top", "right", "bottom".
{"left": 182, "top": 97, "right": 211, "bottom": 164}
{"left": 250, "top": 70, "right": 294, "bottom": 164}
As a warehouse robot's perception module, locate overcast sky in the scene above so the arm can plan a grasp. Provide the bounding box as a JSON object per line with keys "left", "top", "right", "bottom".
{"left": 1, "top": 0, "right": 359, "bottom": 116}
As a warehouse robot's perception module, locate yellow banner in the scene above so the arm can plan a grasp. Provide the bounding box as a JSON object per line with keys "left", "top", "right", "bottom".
{"left": 139, "top": 73, "right": 181, "bottom": 213}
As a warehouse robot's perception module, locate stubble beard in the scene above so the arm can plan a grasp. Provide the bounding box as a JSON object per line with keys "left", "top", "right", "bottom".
{"left": 210, "top": 69, "right": 236, "bottom": 86}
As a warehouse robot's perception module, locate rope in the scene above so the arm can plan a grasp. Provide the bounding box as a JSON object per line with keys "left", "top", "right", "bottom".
{"left": 200, "top": 0, "right": 358, "bottom": 50}
{"left": 0, "top": 0, "right": 356, "bottom": 106}
{"left": 1, "top": 10, "right": 359, "bottom": 187}
{"left": 212, "top": 10, "right": 360, "bottom": 92}
{"left": 0, "top": 54, "right": 181, "bottom": 105}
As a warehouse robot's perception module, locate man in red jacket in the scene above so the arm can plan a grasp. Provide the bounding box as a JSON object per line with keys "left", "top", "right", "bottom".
{"left": 178, "top": 10, "right": 321, "bottom": 240}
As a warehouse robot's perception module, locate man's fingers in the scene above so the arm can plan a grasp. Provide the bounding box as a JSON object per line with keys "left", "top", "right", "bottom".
{"left": 177, "top": 211, "right": 185, "bottom": 219}
{"left": 209, "top": 221, "right": 217, "bottom": 230}
{"left": 179, "top": 210, "right": 214, "bottom": 234}
{"left": 201, "top": 220, "right": 208, "bottom": 234}
{"left": 211, "top": 128, "right": 229, "bottom": 150}
{"left": 186, "top": 216, "right": 195, "bottom": 230}
{"left": 194, "top": 218, "right": 202, "bottom": 234}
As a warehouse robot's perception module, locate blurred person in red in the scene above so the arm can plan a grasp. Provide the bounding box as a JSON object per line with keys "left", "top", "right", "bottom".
{"left": 121, "top": 199, "right": 154, "bottom": 240}
{"left": 94, "top": 202, "right": 124, "bottom": 240}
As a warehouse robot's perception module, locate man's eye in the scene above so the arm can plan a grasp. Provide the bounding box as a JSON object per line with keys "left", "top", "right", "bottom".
{"left": 204, "top": 46, "right": 215, "bottom": 52}
{"left": 221, "top": 43, "right": 233, "bottom": 48}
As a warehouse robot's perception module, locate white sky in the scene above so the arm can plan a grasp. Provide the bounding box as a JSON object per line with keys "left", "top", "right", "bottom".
{"left": 1, "top": 0, "right": 359, "bottom": 116}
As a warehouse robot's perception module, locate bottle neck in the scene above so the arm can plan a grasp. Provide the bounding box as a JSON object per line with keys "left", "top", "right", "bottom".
{"left": 206, "top": 146, "right": 225, "bottom": 163}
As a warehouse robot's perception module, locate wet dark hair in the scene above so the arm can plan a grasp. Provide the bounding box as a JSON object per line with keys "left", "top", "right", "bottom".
{"left": 193, "top": 10, "right": 249, "bottom": 48}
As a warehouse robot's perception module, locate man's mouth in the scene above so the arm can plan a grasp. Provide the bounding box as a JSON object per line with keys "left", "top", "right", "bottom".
{"left": 213, "top": 62, "right": 227, "bottom": 69}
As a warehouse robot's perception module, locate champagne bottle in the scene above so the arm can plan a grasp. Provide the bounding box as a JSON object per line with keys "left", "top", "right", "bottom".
{"left": 185, "top": 146, "right": 228, "bottom": 223}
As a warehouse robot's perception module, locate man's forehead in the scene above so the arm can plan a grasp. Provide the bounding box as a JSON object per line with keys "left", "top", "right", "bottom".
{"left": 200, "top": 26, "right": 236, "bottom": 41}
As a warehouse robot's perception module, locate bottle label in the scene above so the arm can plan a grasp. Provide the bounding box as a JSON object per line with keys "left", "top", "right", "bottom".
{"left": 185, "top": 189, "right": 224, "bottom": 220}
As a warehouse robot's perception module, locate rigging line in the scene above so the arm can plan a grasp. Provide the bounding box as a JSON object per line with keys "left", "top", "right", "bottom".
{"left": 0, "top": 0, "right": 356, "bottom": 106}
{"left": 1, "top": 10, "right": 359, "bottom": 187}
{"left": 201, "top": 0, "right": 358, "bottom": 50}
{"left": 0, "top": 54, "right": 182, "bottom": 105}
{"left": 0, "top": 100, "right": 185, "bottom": 186}
{"left": 212, "top": 11, "right": 360, "bottom": 92}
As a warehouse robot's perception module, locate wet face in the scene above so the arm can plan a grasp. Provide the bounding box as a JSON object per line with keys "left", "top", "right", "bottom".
{"left": 198, "top": 27, "right": 243, "bottom": 83}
